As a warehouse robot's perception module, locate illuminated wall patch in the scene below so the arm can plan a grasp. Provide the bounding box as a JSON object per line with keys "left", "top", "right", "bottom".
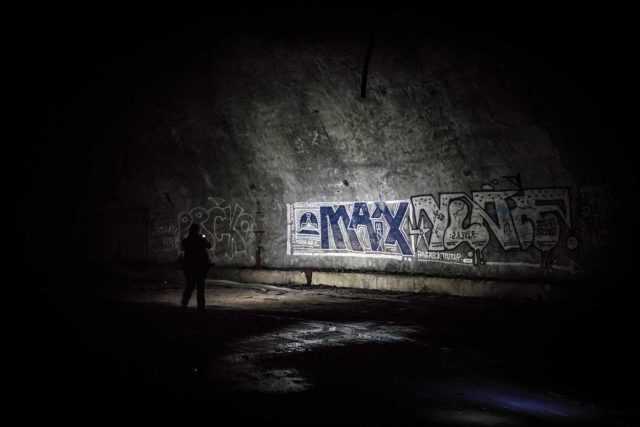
{"left": 287, "top": 201, "right": 414, "bottom": 259}
{"left": 287, "top": 179, "right": 580, "bottom": 273}
{"left": 179, "top": 198, "right": 255, "bottom": 259}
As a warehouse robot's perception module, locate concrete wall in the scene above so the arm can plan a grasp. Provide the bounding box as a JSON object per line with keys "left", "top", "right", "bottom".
{"left": 77, "top": 6, "right": 629, "bottom": 285}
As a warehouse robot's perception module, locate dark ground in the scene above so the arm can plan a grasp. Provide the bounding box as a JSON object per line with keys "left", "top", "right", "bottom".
{"left": 15, "top": 273, "right": 638, "bottom": 426}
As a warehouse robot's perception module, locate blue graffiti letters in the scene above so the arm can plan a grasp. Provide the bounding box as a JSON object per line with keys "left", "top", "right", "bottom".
{"left": 348, "top": 202, "right": 380, "bottom": 251}
{"left": 372, "top": 202, "right": 412, "bottom": 255}
{"left": 321, "top": 205, "right": 363, "bottom": 251}
{"left": 291, "top": 201, "right": 412, "bottom": 258}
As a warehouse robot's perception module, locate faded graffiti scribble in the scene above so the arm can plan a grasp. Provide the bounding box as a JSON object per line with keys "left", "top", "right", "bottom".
{"left": 151, "top": 224, "right": 179, "bottom": 251}
{"left": 179, "top": 199, "right": 255, "bottom": 259}
{"left": 577, "top": 186, "right": 612, "bottom": 250}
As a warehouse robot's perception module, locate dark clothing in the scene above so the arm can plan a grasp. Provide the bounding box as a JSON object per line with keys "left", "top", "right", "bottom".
{"left": 182, "top": 271, "right": 206, "bottom": 310}
{"left": 181, "top": 234, "right": 212, "bottom": 275}
{"left": 181, "top": 234, "right": 212, "bottom": 310}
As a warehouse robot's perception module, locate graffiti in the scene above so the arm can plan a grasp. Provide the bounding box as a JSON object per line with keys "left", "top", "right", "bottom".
{"left": 410, "top": 187, "right": 572, "bottom": 266}
{"left": 179, "top": 199, "right": 255, "bottom": 259}
{"left": 288, "top": 180, "right": 577, "bottom": 272}
{"left": 578, "top": 186, "right": 613, "bottom": 250}
{"left": 152, "top": 225, "right": 178, "bottom": 235}
{"left": 288, "top": 201, "right": 413, "bottom": 259}
{"left": 150, "top": 224, "right": 179, "bottom": 251}
{"left": 417, "top": 251, "right": 469, "bottom": 263}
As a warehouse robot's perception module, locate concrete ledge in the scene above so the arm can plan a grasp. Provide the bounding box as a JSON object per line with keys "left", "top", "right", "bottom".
{"left": 213, "top": 268, "right": 308, "bottom": 286}
{"left": 103, "top": 263, "right": 567, "bottom": 300}
{"left": 211, "top": 268, "right": 566, "bottom": 300}
{"left": 312, "top": 271, "right": 562, "bottom": 300}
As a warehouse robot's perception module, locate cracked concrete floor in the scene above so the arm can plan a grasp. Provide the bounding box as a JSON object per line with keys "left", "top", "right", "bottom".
{"left": 20, "top": 279, "right": 638, "bottom": 426}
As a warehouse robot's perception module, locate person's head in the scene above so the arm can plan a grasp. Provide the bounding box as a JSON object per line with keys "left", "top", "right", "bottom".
{"left": 188, "top": 224, "right": 201, "bottom": 236}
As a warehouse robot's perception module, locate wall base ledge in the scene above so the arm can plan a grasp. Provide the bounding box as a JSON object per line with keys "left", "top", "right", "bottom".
{"left": 212, "top": 267, "right": 568, "bottom": 301}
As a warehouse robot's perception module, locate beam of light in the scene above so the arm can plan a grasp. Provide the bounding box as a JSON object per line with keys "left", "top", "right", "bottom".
{"left": 418, "top": 377, "right": 602, "bottom": 423}
{"left": 424, "top": 409, "right": 520, "bottom": 426}
{"left": 122, "top": 280, "right": 408, "bottom": 310}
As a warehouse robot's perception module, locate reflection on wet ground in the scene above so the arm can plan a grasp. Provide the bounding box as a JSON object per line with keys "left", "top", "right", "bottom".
{"left": 217, "top": 321, "right": 417, "bottom": 392}
{"left": 418, "top": 376, "right": 604, "bottom": 425}
{"left": 24, "top": 279, "right": 637, "bottom": 425}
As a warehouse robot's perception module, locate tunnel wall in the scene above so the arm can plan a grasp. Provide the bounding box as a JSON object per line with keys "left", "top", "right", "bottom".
{"left": 84, "top": 22, "right": 620, "bottom": 283}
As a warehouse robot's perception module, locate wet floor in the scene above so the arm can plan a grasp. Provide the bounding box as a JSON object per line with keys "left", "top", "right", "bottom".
{"left": 20, "top": 278, "right": 638, "bottom": 425}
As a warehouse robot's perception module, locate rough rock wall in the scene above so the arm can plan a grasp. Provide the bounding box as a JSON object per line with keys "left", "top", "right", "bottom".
{"left": 72, "top": 6, "right": 631, "bottom": 282}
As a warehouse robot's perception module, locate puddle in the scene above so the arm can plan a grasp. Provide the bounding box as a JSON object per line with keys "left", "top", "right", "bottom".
{"left": 212, "top": 321, "right": 417, "bottom": 393}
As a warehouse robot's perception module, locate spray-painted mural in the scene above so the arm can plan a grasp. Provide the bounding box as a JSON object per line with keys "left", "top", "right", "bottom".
{"left": 288, "top": 201, "right": 413, "bottom": 259}
{"left": 287, "top": 181, "right": 578, "bottom": 272}
{"left": 179, "top": 198, "right": 255, "bottom": 259}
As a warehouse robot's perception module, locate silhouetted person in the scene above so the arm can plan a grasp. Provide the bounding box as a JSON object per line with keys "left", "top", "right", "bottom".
{"left": 181, "top": 224, "right": 212, "bottom": 311}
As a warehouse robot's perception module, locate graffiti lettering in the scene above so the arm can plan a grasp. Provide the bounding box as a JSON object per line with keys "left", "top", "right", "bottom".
{"left": 179, "top": 199, "right": 255, "bottom": 259}
{"left": 417, "top": 251, "right": 466, "bottom": 263}
{"left": 288, "top": 180, "right": 577, "bottom": 272}
{"left": 290, "top": 201, "right": 412, "bottom": 258}
{"left": 150, "top": 223, "right": 179, "bottom": 251}
{"left": 321, "top": 205, "right": 363, "bottom": 251}
{"left": 152, "top": 225, "right": 179, "bottom": 235}
{"left": 372, "top": 202, "right": 412, "bottom": 255}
